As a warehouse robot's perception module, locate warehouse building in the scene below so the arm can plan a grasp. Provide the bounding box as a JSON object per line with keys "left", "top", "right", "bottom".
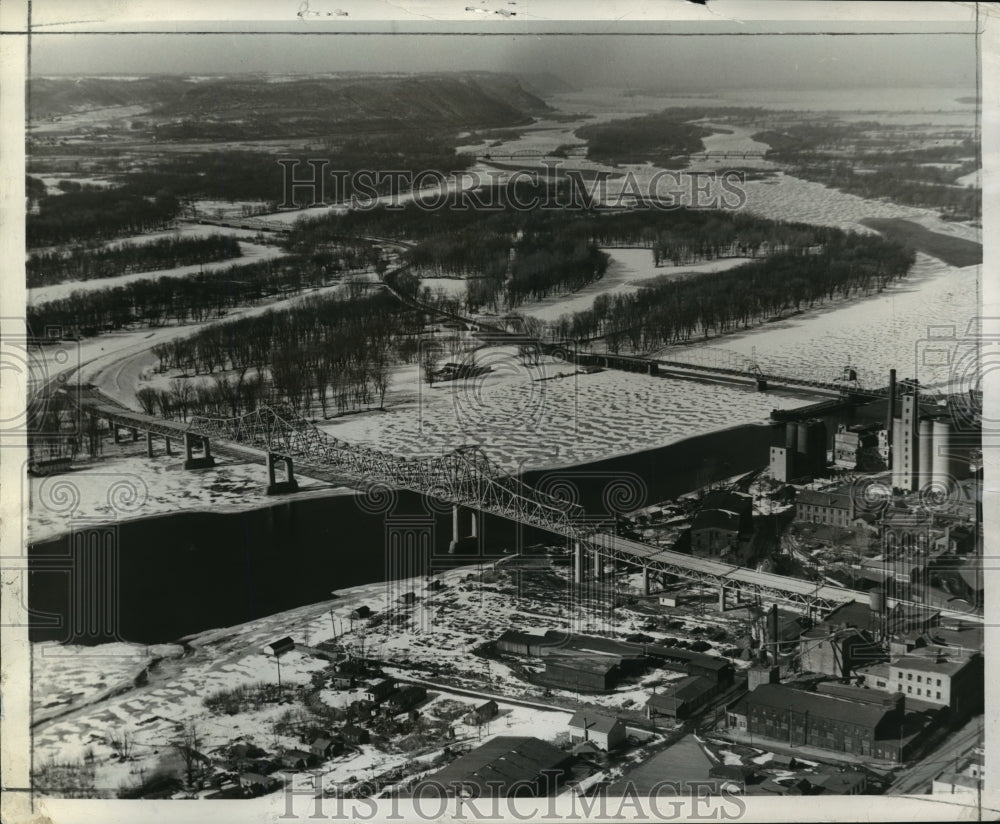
{"left": 539, "top": 651, "right": 620, "bottom": 692}
{"left": 646, "top": 675, "right": 719, "bottom": 719}
{"left": 413, "top": 736, "right": 571, "bottom": 798}
{"left": 727, "top": 683, "right": 905, "bottom": 762}
{"left": 794, "top": 488, "right": 855, "bottom": 528}
{"left": 643, "top": 645, "right": 734, "bottom": 685}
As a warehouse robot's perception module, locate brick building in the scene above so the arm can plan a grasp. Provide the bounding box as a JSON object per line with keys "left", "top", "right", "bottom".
{"left": 727, "top": 683, "right": 905, "bottom": 762}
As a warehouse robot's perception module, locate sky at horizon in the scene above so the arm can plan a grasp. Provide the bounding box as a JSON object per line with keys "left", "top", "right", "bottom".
{"left": 26, "top": 29, "right": 977, "bottom": 92}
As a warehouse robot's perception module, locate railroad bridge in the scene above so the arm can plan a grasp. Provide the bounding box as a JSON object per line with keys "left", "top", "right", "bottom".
{"left": 74, "top": 391, "right": 906, "bottom": 615}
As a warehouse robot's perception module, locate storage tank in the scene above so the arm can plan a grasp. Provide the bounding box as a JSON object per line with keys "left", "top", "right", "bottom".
{"left": 918, "top": 418, "right": 934, "bottom": 490}
{"left": 796, "top": 421, "right": 810, "bottom": 457}
{"left": 869, "top": 587, "right": 885, "bottom": 614}
{"left": 932, "top": 418, "right": 952, "bottom": 486}
{"left": 806, "top": 419, "right": 828, "bottom": 475}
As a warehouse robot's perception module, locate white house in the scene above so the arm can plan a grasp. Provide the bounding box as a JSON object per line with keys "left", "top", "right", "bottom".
{"left": 567, "top": 711, "right": 626, "bottom": 751}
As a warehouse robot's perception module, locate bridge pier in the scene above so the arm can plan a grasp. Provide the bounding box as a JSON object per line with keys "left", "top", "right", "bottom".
{"left": 718, "top": 583, "right": 745, "bottom": 612}
{"left": 183, "top": 432, "right": 216, "bottom": 470}
{"left": 266, "top": 452, "right": 299, "bottom": 495}
{"left": 573, "top": 542, "right": 583, "bottom": 584}
{"left": 591, "top": 548, "right": 602, "bottom": 580}
{"left": 448, "top": 505, "right": 479, "bottom": 554}
{"left": 131, "top": 428, "right": 139, "bottom": 442}
{"left": 641, "top": 566, "right": 651, "bottom": 596}
{"left": 165, "top": 436, "right": 173, "bottom": 456}
{"left": 110, "top": 420, "right": 121, "bottom": 444}
{"left": 145, "top": 431, "right": 154, "bottom": 458}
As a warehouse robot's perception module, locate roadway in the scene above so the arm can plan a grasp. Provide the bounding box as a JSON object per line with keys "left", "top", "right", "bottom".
{"left": 887, "top": 715, "right": 984, "bottom": 796}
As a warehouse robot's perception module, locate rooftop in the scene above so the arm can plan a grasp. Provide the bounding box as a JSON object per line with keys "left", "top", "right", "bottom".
{"left": 746, "top": 683, "right": 898, "bottom": 729}
{"left": 648, "top": 675, "right": 716, "bottom": 706}
{"left": 934, "top": 772, "right": 982, "bottom": 790}
{"left": 692, "top": 509, "right": 743, "bottom": 532}
{"left": 420, "top": 736, "right": 569, "bottom": 796}
{"left": 891, "top": 649, "right": 979, "bottom": 676}
{"left": 796, "top": 489, "right": 852, "bottom": 508}
{"left": 568, "top": 711, "right": 623, "bottom": 734}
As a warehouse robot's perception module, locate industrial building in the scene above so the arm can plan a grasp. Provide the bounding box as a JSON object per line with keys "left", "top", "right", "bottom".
{"left": 495, "top": 630, "right": 548, "bottom": 658}
{"left": 888, "top": 649, "right": 982, "bottom": 713}
{"left": 798, "top": 598, "right": 884, "bottom": 678}
{"left": 643, "top": 644, "right": 734, "bottom": 685}
{"left": 769, "top": 419, "right": 828, "bottom": 481}
{"left": 794, "top": 487, "right": 856, "bottom": 528}
{"left": 567, "top": 711, "right": 627, "bottom": 751}
{"left": 726, "top": 683, "right": 905, "bottom": 762}
{"left": 889, "top": 378, "right": 968, "bottom": 493}
{"left": 646, "top": 675, "right": 720, "bottom": 719}
{"left": 539, "top": 650, "right": 620, "bottom": 692}
{"left": 414, "top": 736, "right": 571, "bottom": 798}
{"left": 856, "top": 644, "right": 982, "bottom": 714}
{"left": 690, "top": 490, "right": 755, "bottom": 562}
{"left": 832, "top": 422, "right": 884, "bottom": 470}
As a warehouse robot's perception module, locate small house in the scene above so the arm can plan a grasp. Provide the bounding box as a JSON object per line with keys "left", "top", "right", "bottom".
{"left": 351, "top": 606, "right": 372, "bottom": 620}
{"left": 567, "top": 711, "right": 627, "bottom": 751}
{"left": 426, "top": 579, "right": 445, "bottom": 592}
{"left": 385, "top": 685, "right": 427, "bottom": 714}
{"left": 279, "top": 749, "right": 316, "bottom": 770}
{"left": 464, "top": 700, "right": 499, "bottom": 726}
{"left": 240, "top": 773, "right": 280, "bottom": 795}
{"left": 398, "top": 591, "right": 417, "bottom": 605}
{"left": 268, "top": 637, "right": 295, "bottom": 657}
{"left": 309, "top": 736, "right": 343, "bottom": 760}
{"left": 365, "top": 677, "right": 396, "bottom": 703}
{"left": 341, "top": 724, "right": 370, "bottom": 745}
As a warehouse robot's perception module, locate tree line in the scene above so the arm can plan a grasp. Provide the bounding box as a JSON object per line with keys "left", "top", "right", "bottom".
{"left": 549, "top": 232, "right": 915, "bottom": 352}
{"left": 141, "top": 290, "right": 425, "bottom": 421}
{"left": 27, "top": 234, "right": 242, "bottom": 287}
{"left": 27, "top": 188, "right": 180, "bottom": 248}
{"left": 754, "top": 124, "right": 981, "bottom": 220}
{"left": 27, "top": 244, "right": 381, "bottom": 338}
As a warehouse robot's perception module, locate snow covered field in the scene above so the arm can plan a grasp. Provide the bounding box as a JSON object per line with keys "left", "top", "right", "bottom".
{"left": 30, "top": 558, "right": 742, "bottom": 798}
{"left": 28, "top": 452, "right": 347, "bottom": 544}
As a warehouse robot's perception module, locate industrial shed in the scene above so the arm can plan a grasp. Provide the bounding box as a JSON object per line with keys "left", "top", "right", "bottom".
{"left": 412, "top": 736, "right": 571, "bottom": 798}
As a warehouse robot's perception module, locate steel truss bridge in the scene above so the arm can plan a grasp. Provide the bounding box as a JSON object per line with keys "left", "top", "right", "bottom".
{"left": 184, "top": 403, "right": 875, "bottom": 613}
{"left": 76, "top": 392, "right": 976, "bottom": 618}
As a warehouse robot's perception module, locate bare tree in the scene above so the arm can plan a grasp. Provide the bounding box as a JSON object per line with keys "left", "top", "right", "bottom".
{"left": 107, "top": 728, "right": 135, "bottom": 760}
{"left": 174, "top": 722, "right": 202, "bottom": 788}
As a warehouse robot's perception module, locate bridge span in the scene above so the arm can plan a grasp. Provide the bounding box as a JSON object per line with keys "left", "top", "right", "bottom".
{"left": 71, "top": 392, "right": 977, "bottom": 621}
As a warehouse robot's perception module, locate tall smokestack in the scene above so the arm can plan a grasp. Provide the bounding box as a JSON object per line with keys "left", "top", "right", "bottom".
{"left": 769, "top": 604, "right": 779, "bottom": 666}
{"left": 887, "top": 369, "right": 897, "bottom": 468}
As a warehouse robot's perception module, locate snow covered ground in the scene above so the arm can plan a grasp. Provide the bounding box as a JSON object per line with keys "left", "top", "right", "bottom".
{"left": 27, "top": 450, "right": 349, "bottom": 544}
{"left": 31, "top": 561, "right": 689, "bottom": 796}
